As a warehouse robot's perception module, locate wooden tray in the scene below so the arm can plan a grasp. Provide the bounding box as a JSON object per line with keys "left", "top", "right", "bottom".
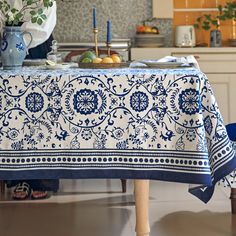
{"left": 79, "top": 62, "right": 131, "bottom": 69}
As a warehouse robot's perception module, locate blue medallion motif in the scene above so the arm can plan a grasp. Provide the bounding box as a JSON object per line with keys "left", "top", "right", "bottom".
{"left": 81, "top": 129, "right": 93, "bottom": 140}
{"left": 16, "top": 42, "right": 24, "bottom": 51}
{"left": 130, "top": 91, "right": 149, "bottom": 112}
{"left": 7, "top": 128, "right": 20, "bottom": 140}
{"left": 178, "top": 88, "right": 201, "bottom": 115}
{"left": 186, "top": 129, "right": 196, "bottom": 142}
{"left": 25, "top": 92, "right": 44, "bottom": 113}
{"left": 73, "top": 89, "right": 98, "bottom": 115}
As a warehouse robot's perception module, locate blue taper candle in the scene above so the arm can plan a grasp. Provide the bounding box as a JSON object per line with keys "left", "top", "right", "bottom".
{"left": 107, "top": 20, "right": 112, "bottom": 43}
{"left": 93, "top": 7, "right": 97, "bottom": 28}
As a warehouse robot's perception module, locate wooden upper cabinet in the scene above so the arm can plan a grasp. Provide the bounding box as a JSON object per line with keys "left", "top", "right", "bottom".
{"left": 152, "top": 0, "right": 173, "bottom": 19}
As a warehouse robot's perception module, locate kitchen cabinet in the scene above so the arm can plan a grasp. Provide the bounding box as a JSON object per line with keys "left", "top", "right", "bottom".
{"left": 152, "top": 0, "right": 173, "bottom": 19}
{"left": 131, "top": 47, "right": 236, "bottom": 124}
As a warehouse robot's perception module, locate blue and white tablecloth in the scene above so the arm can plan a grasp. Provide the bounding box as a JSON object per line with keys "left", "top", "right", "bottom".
{"left": 0, "top": 66, "right": 235, "bottom": 203}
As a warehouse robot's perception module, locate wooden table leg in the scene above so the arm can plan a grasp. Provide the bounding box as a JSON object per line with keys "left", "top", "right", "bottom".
{"left": 134, "top": 180, "right": 150, "bottom": 236}
{"left": 121, "top": 179, "right": 127, "bottom": 193}
{"left": 230, "top": 188, "right": 236, "bottom": 214}
{"left": 0, "top": 180, "right": 5, "bottom": 194}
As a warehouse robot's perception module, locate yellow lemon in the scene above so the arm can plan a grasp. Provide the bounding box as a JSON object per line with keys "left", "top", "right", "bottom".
{"left": 101, "top": 57, "right": 113, "bottom": 63}
{"left": 92, "top": 57, "right": 102, "bottom": 63}
{"left": 111, "top": 54, "right": 121, "bottom": 63}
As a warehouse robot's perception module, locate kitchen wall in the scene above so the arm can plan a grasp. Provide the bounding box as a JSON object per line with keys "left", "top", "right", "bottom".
{"left": 54, "top": 0, "right": 173, "bottom": 46}
{"left": 173, "top": 0, "right": 236, "bottom": 46}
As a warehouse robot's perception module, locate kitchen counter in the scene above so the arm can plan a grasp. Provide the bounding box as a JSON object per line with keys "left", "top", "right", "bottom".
{"left": 131, "top": 47, "right": 236, "bottom": 60}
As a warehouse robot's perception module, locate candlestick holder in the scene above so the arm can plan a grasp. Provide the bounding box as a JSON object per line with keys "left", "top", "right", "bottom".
{"left": 106, "top": 42, "right": 111, "bottom": 57}
{"left": 93, "top": 28, "right": 99, "bottom": 57}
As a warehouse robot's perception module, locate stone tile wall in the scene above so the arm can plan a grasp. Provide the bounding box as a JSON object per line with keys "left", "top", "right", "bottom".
{"left": 54, "top": 0, "right": 173, "bottom": 46}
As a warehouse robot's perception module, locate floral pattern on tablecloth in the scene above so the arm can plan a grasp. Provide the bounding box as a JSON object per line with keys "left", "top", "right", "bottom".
{"left": 0, "top": 67, "right": 235, "bottom": 203}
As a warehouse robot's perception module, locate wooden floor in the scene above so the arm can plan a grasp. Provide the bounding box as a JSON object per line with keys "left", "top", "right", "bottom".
{"left": 0, "top": 179, "right": 234, "bottom": 236}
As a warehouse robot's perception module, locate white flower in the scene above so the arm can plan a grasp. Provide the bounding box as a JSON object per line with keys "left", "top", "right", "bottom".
{"left": 7, "top": 11, "right": 15, "bottom": 22}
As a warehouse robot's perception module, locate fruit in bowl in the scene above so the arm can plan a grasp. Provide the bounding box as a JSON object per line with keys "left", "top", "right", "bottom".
{"left": 111, "top": 54, "right": 121, "bottom": 63}
{"left": 136, "top": 25, "right": 159, "bottom": 34}
{"left": 144, "top": 26, "right": 152, "bottom": 33}
{"left": 101, "top": 54, "right": 122, "bottom": 64}
{"left": 151, "top": 27, "right": 159, "bottom": 34}
{"left": 101, "top": 57, "right": 114, "bottom": 63}
{"left": 79, "top": 51, "right": 123, "bottom": 68}
{"left": 137, "top": 25, "right": 146, "bottom": 33}
{"left": 92, "top": 57, "right": 103, "bottom": 63}
{"left": 79, "top": 51, "right": 122, "bottom": 64}
{"left": 93, "top": 55, "right": 122, "bottom": 64}
{"left": 79, "top": 51, "right": 97, "bottom": 63}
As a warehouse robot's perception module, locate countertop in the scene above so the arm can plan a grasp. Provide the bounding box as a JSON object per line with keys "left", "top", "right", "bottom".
{"left": 130, "top": 46, "right": 236, "bottom": 60}
{"left": 131, "top": 47, "right": 236, "bottom": 53}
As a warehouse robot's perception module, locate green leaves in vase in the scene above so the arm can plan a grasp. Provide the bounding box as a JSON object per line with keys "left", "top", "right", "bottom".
{"left": 0, "top": 0, "right": 54, "bottom": 26}
{"left": 194, "top": 1, "right": 236, "bottom": 31}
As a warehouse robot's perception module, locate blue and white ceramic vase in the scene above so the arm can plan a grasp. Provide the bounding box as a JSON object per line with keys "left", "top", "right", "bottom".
{"left": 1, "top": 26, "right": 32, "bottom": 70}
{"left": 210, "top": 29, "right": 222, "bottom": 47}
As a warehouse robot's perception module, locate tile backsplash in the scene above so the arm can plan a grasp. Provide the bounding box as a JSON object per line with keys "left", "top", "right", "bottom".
{"left": 173, "top": 0, "right": 236, "bottom": 46}
{"left": 54, "top": 0, "right": 173, "bottom": 46}
{"left": 54, "top": 0, "right": 236, "bottom": 47}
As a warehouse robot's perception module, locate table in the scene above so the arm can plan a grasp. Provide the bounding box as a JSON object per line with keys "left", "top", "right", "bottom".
{"left": 0, "top": 66, "right": 235, "bottom": 236}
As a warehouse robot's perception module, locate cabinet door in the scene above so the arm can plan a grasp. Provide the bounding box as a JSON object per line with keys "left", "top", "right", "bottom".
{"left": 172, "top": 52, "right": 236, "bottom": 73}
{"left": 131, "top": 48, "right": 172, "bottom": 60}
{"left": 152, "top": 0, "right": 173, "bottom": 18}
{"left": 206, "top": 74, "right": 236, "bottom": 124}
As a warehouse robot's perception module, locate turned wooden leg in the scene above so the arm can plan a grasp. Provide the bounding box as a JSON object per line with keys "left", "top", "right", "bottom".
{"left": 121, "top": 179, "right": 127, "bottom": 193}
{"left": 134, "top": 180, "right": 150, "bottom": 236}
{"left": 230, "top": 188, "right": 236, "bottom": 214}
{"left": 0, "top": 180, "right": 5, "bottom": 194}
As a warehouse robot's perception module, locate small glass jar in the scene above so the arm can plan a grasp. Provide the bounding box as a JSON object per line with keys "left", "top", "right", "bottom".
{"left": 47, "top": 40, "right": 62, "bottom": 63}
